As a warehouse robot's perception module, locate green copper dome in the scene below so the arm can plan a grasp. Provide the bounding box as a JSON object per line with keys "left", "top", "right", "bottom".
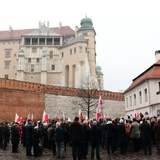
{"left": 80, "top": 16, "right": 93, "bottom": 28}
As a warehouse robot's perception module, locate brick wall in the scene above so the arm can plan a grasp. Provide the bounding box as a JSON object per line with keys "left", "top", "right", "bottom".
{"left": 0, "top": 78, "right": 124, "bottom": 122}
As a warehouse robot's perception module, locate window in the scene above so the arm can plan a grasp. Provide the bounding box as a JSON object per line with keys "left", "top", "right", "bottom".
{"left": 32, "top": 47, "right": 37, "bottom": 53}
{"left": 5, "top": 49, "right": 11, "bottom": 58}
{"left": 4, "top": 61, "right": 10, "bottom": 69}
{"left": 126, "top": 98, "right": 128, "bottom": 108}
{"left": 28, "top": 58, "right": 31, "bottom": 63}
{"left": 4, "top": 75, "right": 9, "bottom": 79}
{"left": 70, "top": 49, "right": 72, "bottom": 55}
{"left": 129, "top": 96, "right": 132, "bottom": 107}
{"left": 31, "top": 65, "right": 34, "bottom": 72}
{"left": 24, "top": 38, "right": 30, "bottom": 45}
{"left": 139, "top": 91, "right": 142, "bottom": 104}
{"left": 36, "top": 58, "right": 40, "bottom": 62}
{"left": 51, "top": 65, "right": 55, "bottom": 70}
{"left": 74, "top": 48, "right": 76, "bottom": 54}
{"left": 134, "top": 94, "right": 136, "bottom": 105}
{"left": 144, "top": 89, "right": 148, "bottom": 102}
{"left": 61, "top": 52, "right": 64, "bottom": 58}
{"left": 79, "top": 46, "right": 83, "bottom": 53}
{"left": 49, "top": 51, "right": 53, "bottom": 58}
{"left": 54, "top": 38, "right": 60, "bottom": 45}
{"left": 83, "top": 33, "right": 88, "bottom": 36}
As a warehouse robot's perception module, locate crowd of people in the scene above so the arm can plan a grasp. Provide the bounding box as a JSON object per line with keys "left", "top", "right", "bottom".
{"left": 0, "top": 115, "right": 160, "bottom": 160}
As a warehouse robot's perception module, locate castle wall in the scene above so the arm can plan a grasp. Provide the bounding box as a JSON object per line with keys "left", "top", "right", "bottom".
{"left": 0, "top": 78, "right": 124, "bottom": 121}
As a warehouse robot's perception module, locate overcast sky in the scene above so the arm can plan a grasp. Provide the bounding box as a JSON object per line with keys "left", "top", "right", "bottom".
{"left": 1, "top": 0, "right": 160, "bottom": 92}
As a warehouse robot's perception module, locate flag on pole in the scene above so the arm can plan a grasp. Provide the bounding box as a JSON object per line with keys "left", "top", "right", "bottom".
{"left": 15, "top": 113, "right": 22, "bottom": 124}
{"left": 42, "top": 110, "right": 49, "bottom": 123}
{"left": 134, "top": 109, "right": 139, "bottom": 120}
{"left": 62, "top": 112, "right": 65, "bottom": 120}
{"left": 78, "top": 108, "right": 83, "bottom": 120}
{"left": 31, "top": 113, "right": 34, "bottom": 121}
{"left": 58, "top": 107, "right": 61, "bottom": 113}
{"left": 85, "top": 115, "right": 89, "bottom": 121}
{"left": 104, "top": 114, "right": 106, "bottom": 120}
{"left": 96, "top": 95, "right": 102, "bottom": 120}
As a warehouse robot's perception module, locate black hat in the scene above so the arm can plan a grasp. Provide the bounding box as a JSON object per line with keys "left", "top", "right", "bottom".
{"left": 74, "top": 117, "right": 79, "bottom": 121}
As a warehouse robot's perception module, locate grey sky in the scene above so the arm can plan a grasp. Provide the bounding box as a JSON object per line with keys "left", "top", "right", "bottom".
{"left": 1, "top": 0, "right": 159, "bottom": 92}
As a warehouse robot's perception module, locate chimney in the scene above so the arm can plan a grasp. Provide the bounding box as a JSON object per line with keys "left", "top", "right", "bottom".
{"left": 155, "top": 50, "right": 160, "bottom": 62}
{"left": 75, "top": 26, "right": 78, "bottom": 37}
{"left": 59, "top": 22, "right": 62, "bottom": 29}
{"left": 47, "top": 21, "right": 49, "bottom": 28}
{"left": 39, "top": 21, "right": 41, "bottom": 28}
{"left": 9, "top": 25, "right": 13, "bottom": 32}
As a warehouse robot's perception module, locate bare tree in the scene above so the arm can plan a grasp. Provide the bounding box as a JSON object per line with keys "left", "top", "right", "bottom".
{"left": 71, "top": 75, "right": 99, "bottom": 119}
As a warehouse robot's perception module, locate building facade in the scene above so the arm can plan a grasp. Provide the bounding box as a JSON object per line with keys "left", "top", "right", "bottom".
{"left": 124, "top": 51, "right": 160, "bottom": 117}
{"left": 0, "top": 17, "right": 104, "bottom": 90}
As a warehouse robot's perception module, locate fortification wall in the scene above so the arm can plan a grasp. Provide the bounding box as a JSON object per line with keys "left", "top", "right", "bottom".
{"left": 0, "top": 78, "right": 124, "bottom": 121}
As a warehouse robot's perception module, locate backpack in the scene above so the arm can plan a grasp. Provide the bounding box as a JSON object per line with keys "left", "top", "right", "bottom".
{"left": 125, "top": 123, "right": 131, "bottom": 135}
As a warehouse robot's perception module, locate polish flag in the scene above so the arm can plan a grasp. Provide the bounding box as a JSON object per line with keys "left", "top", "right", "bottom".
{"left": 104, "top": 114, "right": 107, "bottom": 120}
{"left": 42, "top": 110, "right": 49, "bottom": 123}
{"left": 85, "top": 115, "right": 89, "bottom": 121}
{"left": 31, "top": 113, "right": 34, "bottom": 121}
{"left": 62, "top": 112, "right": 65, "bottom": 120}
{"left": 96, "top": 95, "right": 102, "bottom": 120}
{"left": 58, "top": 107, "right": 61, "bottom": 113}
{"left": 15, "top": 113, "right": 22, "bottom": 124}
{"left": 134, "top": 109, "right": 139, "bottom": 120}
{"left": 78, "top": 108, "right": 83, "bottom": 120}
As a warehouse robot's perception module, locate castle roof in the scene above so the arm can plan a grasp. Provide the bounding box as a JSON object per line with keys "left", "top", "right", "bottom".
{"left": 124, "top": 60, "right": 160, "bottom": 93}
{"left": 0, "top": 26, "right": 75, "bottom": 40}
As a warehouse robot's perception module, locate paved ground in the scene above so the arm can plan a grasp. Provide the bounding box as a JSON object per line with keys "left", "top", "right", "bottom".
{"left": 0, "top": 141, "right": 159, "bottom": 160}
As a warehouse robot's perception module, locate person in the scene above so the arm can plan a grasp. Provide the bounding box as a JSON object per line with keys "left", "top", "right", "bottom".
{"left": 117, "top": 119, "right": 127, "bottom": 155}
{"left": 54, "top": 121, "right": 66, "bottom": 158}
{"left": 69, "top": 117, "right": 84, "bottom": 160}
{"left": 130, "top": 118, "right": 140, "bottom": 152}
{"left": 105, "top": 119, "right": 116, "bottom": 155}
{"left": 32, "top": 125, "right": 42, "bottom": 157}
{"left": 1, "top": 122, "right": 10, "bottom": 150}
{"left": 90, "top": 121, "right": 101, "bottom": 160}
{"left": 82, "top": 120, "right": 91, "bottom": 159}
{"left": 25, "top": 119, "right": 34, "bottom": 156}
{"left": 153, "top": 117, "right": 160, "bottom": 154}
{"left": 139, "top": 118, "right": 152, "bottom": 155}
{"left": 11, "top": 124, "right": 20, "bottom": 153}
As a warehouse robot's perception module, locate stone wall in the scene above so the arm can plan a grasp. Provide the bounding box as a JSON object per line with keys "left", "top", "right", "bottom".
{"left": 0, "top": 78, "right": 124, "bottom": 121}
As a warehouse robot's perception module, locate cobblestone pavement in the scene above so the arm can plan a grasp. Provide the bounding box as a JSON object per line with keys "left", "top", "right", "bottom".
{"left": 0, "top": 142, "right": 160, "bottom": 160}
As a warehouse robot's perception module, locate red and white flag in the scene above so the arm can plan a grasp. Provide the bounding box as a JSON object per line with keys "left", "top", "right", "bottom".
{"left": 85, "top": 115, "right": 89, "bottom": 121}
{"left": 104, "top": 114, "right": 107, "bottom": 120}
{"left": 62, "top": 112, "right": 65, "bottom": 120}
{"left": 42, "top": 110, "right": 49, "bottom": 123}
{"left": 15, "top": 113, "right": 22, "bottom": 124}
{"left": 78, "top": 108, "right": 83, "bottom": 120}
{"left": 134, "top": 109, "right": 139, "bottom": 120}
{"left": 58, "top": 107, "right": 61, "bottom": 113}
{"left": 96, "top": 95, "right": 102, "bottom": 120}
{"left": 31, "top": 113, "right": 34, "bottom": 121}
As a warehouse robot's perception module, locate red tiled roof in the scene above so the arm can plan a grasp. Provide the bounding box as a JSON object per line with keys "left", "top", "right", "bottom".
{"left": 124, "top": 60, "right": 160, "bottom": 93}
{"left": 0, "top": 26, "right": 75, "bottom": 40}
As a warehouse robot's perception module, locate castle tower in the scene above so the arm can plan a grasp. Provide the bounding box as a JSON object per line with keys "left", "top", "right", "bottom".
{"left": 77, "top": 16, "right": 97, "bottom": 78}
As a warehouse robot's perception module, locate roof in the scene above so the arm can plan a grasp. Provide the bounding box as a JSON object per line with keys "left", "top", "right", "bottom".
{"left": 124, "top": 60, "right": 160, "bottom": 93}
{"left": 0, "top": 26, "right": 75, "bottom": 40}
{"left": 61, "top": 35, "right": 87, "bottom": 48}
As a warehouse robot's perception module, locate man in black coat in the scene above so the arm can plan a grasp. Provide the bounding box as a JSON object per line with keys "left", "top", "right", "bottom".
{"left": 90, "top": 121, "right": 101, "bottom": 160}
{"left": 140, "top": 118, "right": 152, "bottom": 155}
{"left": 25, "top": 119, "right": 34, "bottom": 156}
{"left": 69, "top": 117, "right": 84, "bottom": 160}
{"left": 11, "top": 124, "right": 20, "bottom": 153}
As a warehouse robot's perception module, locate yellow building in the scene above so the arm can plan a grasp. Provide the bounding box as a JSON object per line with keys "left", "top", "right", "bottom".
{"left": 0, "top": 17, "right": 104, "bottom": 90}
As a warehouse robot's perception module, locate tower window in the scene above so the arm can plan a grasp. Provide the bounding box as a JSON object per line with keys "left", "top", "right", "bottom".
{"left": 51, "top": 65, "right": 55, "bottom": 70}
